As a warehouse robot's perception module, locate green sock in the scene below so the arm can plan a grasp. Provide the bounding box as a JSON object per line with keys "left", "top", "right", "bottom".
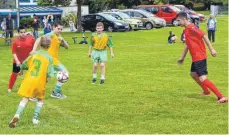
{"left": 53, "top": 81, "right": 63, "bottom": 93}
{"left": 16, "top": 101, "right": 27, "bottom": 117}
{"left": 33, "top": 102, "right": 43, "bottom": 120}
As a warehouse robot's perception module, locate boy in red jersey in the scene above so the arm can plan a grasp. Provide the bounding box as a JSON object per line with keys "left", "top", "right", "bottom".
{"left": 176, "top": 12, "right": 227, "bottom": 104}
{"left": 8, "top": 26, "right": 35, "bottom": 93}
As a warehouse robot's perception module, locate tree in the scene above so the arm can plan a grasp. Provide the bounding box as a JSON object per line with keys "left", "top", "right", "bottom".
{"left": 77, "top": 0, "right": 83, "bottom": 32}
{"left": 37, "top": 0, "right": 71, "bottom": 6}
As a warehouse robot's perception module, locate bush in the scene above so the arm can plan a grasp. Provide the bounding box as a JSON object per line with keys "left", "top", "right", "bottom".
{"left": 61, "top": 12, "right": 77, "bottom": 27}
{"left": 20, "top": 17, "right": 34, "bottom": 29}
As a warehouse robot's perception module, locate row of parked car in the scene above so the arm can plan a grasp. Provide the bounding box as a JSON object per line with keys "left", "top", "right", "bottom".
{"left": 81, "top": 4, "right": 205, "bottom": 32}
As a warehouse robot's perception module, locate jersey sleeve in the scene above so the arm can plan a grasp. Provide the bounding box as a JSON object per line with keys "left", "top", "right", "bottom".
{"left": 47, "top": 57, "right": 55, "bottom": 78}
{"left": 191, "top": 26, "right": 205, "bottom": 38}
{"left": 20, "top": 54, "right": 33, "bottom": 70}
{"left": 11, "top": 41, "right": 17, "bottom": 54}
{"left": 90, "top": 34, "right": 94, "bottom": 46}
{"left": 107, "top": 36, "right": 113, "bottom": 47}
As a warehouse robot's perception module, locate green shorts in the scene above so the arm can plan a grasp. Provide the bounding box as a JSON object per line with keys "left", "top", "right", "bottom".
{"left": 91, "top": 49, "right": 108, "bottom": 63}
{"left": 54, "top": 63, "right": 69, "bottom": 74}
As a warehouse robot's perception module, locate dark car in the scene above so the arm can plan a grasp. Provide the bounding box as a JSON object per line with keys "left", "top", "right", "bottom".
{"left": 81, "top": 13, "right": 130, "bottom": 32}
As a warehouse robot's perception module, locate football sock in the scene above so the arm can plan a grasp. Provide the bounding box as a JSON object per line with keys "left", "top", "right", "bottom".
{"left": 53, "top": 81, "right": 64, "bottom": 93}
{"left": 202, "top": 79, "right": 223, "bottom": 98}
{"left": 16, "top": 101, "right": 28, "bottom": 117}
{"left": 101, "top": 75, "right": 105, "bottom": 80}
{"left": 8, "top": 72, "right": 18, "bottom": 90}
{"left": 33, "top": 102, "right": 43, "bottom": 120}
{"left": 93, "top": 74, "right": 97, "bottom": 79}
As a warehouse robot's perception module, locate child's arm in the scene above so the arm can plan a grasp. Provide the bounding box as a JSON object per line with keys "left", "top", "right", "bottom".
{"left": 59, "top": 36, "right": 69, "bottom": 49}
{"left": 177, "top": 45, "right": 188, "bottom": 65}
{"left": 88, "top": 36, "right": 94, "bottom": 57}
{"left": 31, "top": 37, "right": 41, "bottom": 54}
{"left": 203, "top": 35, "right": 217, "bottom": 57}
{"left": 107, "top": 36, "right": 114, "bottom": 58}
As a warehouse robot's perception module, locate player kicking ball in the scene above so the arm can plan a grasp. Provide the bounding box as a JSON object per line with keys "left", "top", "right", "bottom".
{"left": 88, "top": 22, "right": 114, "bottom": 84}
{"left": 176, "top": 12, "right": 227, "bottom": 104}
{"left": 9, "top": 36, "right": 54, "bottom": 128}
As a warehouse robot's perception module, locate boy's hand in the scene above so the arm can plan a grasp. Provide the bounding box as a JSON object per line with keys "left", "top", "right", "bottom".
{"left": 88, "top": 53, "right": 92, "bottom": 58}
{"left": 210, "top": 49, "right": 217, "bottom": 57}
{"left": 18, "top": 70, "right": 23, "bottom": 76}
{"left": 177, "top": 58, "right": 184, "bottom": 65}
{"left": 58, "top": 37, "right": 63, "bottom": 42}
{"left": 111, "top": 52, "right": 114, "bottom": 58}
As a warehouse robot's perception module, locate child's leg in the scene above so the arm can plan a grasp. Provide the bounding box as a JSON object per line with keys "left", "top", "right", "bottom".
{"left": 9, "top": 97, "right": 29, "bottom": 128}
{"left": 100, "top": 62, "right": 105, "bottom": 80}
{"left": 190, "top": 72, "right": 210, "bottom": 95}
{"left": 32, "top": 99, "right": 43, "bottom": 124}
{"left": 92, "top": 63, "right": 98, "bottom": 79}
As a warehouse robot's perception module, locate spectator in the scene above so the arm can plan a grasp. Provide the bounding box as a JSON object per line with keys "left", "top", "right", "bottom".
{"left": 42, "top": 16, "right": 47, "bottom": 28}
{"left": 69, "top": 16, "right": 76, "bottom": 32}
{"left": 207, "top": 14, "right": 217, "bottom": 42}
{"left": 6, "top": 13, "right": 14, "bottom": 45}
{"left": 32, "top": 18, "right": 40, "bottom": 39}
{"left": 47, "top": 13, "right": 54, "bottom": 26}
{"left": 168, "top": 31, "right": 177, "bottom": 44}
{"left": 1, "top": 18, "right": 6, "bottom": 37}
{"left": 44, "top": 23, "right": 52, "bottom": 35}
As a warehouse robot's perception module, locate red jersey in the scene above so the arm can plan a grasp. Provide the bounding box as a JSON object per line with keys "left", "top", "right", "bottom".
{"left": 184, "top": 24, "right": 206, "bottom": 62}
{"left": 12, "top": 35, "right": 35, "bottom": 63}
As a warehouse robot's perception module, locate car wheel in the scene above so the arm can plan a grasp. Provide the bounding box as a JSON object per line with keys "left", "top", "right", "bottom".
{"left": 172, "top": 19, "right": 179, "bottom": 26}
{"left": 128, "top": 24, "right": 132, "bottom": 31}
{"left": 145, "top": 22, "right": 153, "bottom": 30}
{"left": 108, "top": 26, "right": 114, "bottom": 32}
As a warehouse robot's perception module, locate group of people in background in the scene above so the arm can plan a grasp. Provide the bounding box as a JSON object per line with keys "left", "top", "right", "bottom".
{"left": 168, "top": 14, "right": 217, "bottom": 44}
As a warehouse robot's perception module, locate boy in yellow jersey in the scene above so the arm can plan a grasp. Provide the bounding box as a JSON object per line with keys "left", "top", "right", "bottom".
{"left": 9, "top": 36, "right": 54, "bottom": 128}
{"left": 88, "top": 22, "right": 114, "bottom": 84}
{"left": 31, "top": 23, "right": 69, "bottom": 99}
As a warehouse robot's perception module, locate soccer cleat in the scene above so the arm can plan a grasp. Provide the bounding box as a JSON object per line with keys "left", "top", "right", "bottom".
{"left": 100, "top": 79, "right": 105, "bottom": 84}
{"left": 50, "top": 92, "right": 67, "bottom": 99}
{"left": 7, "top": 89, "right": 12, "bottom": 93}
{"left": 217, "top": 97, "right": 228, "bottom": 104}
{"left": 32, "top": 119, "right": 40, "bottom": 124}
{"left": 92, "top": 78, "right": 96, "bottom": 84}
{"left": 9, "top": 114, "right": 19, "bottom": 128}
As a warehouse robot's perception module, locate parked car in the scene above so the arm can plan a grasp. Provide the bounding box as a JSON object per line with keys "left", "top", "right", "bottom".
{"left": 102, "top": 12, "right": 143, "bottom": 30}
{"left": 81, "top": 13, "right": 130, "bottom": 32}
{"left": 120, "top": 9, "right": 166, "bottom": 30}
{"left": 174, "top": 5, "right": 205, "bottom": 21}
{"left": 135, "top": 5, "right": 181, "bottom": 26}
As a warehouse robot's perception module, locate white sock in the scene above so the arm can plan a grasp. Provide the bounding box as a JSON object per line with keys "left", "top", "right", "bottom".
{"left": 101, "top": 75, "right": 105, "bottom": 80}
{"left": 93, "top": 74, "right": 97, "bottom": 79}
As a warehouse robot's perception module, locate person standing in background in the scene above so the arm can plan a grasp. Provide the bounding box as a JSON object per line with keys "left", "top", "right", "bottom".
{"left": 6, "top": 13, "right": 14, "bottom": 45}
{"left": 207, "top": 14, "right": 217, "bottom": 43}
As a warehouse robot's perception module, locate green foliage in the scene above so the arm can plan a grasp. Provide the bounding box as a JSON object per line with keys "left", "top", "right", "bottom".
{"left": 37, "top": 0, "right": 71, "bottom": 6}
{"left": 61, "top": 12, "right": 77, "bottom": 27}
{"left": 20, "top": 17, "right": 34, "bottom": 29}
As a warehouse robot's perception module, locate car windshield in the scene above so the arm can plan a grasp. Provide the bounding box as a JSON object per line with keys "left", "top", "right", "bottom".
{"left": 100, "top": 14, "right": 118, "bottom": 21}
{"left": 138, "top": 10, "right": 155, "bottom": 17}
{"left": 117, "top": 12, "right": 130, "bottom": 19}
{"left": 169, "top": 6, "right": 181, "bottom": 12}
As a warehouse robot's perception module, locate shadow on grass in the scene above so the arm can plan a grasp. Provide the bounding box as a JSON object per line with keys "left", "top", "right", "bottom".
{"left": 186, "top": 93, "right": 216, "bottom": 102}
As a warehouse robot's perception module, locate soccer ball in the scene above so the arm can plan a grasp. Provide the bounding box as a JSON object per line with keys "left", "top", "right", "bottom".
{"left": 56, "top": 71, "right": 69, "bottom": 83}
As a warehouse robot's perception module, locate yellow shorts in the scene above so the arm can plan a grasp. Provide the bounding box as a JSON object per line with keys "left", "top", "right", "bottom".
{"left": 17, "top": 79, "right": 46, "bottom": 99}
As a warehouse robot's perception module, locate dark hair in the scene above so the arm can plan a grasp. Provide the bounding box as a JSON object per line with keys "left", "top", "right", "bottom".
{"left": 176, "top": 12, "right": 188, "bottom": 20}
{"left": 18, "top": 26, "right": 25, "bottom": 32}
{"left": 54, "top": 23, "right": 61, "bottom": 28}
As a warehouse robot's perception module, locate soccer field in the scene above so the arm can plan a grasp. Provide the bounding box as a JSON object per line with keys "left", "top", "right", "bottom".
{"left": 0, "top": 16, "right": 228, "bottom": 134}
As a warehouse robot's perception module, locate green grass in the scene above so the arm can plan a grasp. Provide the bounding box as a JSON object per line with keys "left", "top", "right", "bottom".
{"left": 0, "top": 16, "right": 228, "bottom": 134}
